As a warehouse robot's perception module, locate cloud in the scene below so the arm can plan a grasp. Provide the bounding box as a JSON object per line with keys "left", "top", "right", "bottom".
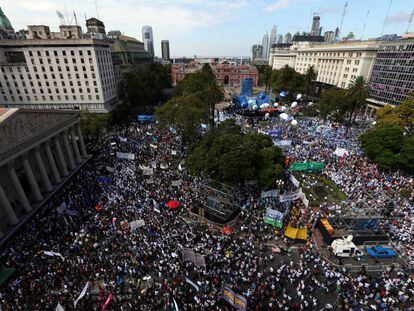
{"left": 386, "top": 11, "right": 412, "bottom": 24}
{"left": 265, "top": 0, "right": 299, "bottom": 11}
{"left": 319, "top": 5, "right": 341, "bottom": 14}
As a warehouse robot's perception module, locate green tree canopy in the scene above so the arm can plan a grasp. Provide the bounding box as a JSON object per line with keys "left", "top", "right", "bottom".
{"left": 376, "top": 98, "right": 414, "bottom": 135}
{"left": 319, "top": 89, "right": 348, "bottom": 121}
{"left": 270, "top": 65, "right": 306, "bottom": 99}
{"left": 345, "top": 75, "right": 370, "bottom": 125}
{"left": 186, "top": 122, "right": 285, "bottom": 187}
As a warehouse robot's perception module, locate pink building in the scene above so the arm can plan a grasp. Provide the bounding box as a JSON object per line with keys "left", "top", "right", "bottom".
{"left": 171, "top": 60, "right": 259, "bottom": 87}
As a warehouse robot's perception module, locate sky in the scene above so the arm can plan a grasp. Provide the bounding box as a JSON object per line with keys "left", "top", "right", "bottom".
{"left": 1, "top": 0, "right": 413, "bottom": 57}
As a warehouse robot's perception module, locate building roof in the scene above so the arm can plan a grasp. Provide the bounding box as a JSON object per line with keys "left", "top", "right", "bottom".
{"left": 86, "top": 18, "right": 104, "bottom": 27}
{"left": 0, "top": 7, "right": 13, "bottom": 30}
{"left": 292, "top": 35, "right": 324, "bottom": 42}
{"left": 118, "top": 34, "right": 143, "bottom": 44}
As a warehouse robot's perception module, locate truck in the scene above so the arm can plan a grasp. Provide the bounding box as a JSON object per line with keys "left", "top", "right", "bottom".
{"left": 331, "top": 235, "right": 361, "bottom": 258}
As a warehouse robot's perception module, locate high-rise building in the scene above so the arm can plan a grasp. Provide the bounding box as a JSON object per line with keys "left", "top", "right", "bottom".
{"left": 276, "top": 34, "right": 284, "bottom": 44}
{"left": 368, "top": 39, "right": 414, "bottom": 109}
{"left": 283, "top": 33, "right": 292, "bottom": 43}
{"left": 269, "top": 25, "right": 277, "bottom": 46}
{"left": 318, "top": 27, "right": 322, "bottom": 36}
{"left": 0, "top": 22, "right": 118, "bottom": 113}
{"left": 324, "top": 31, "right": 335, "bottom": 43}
{"left": 262, "top": 32, "right": 269, "bottom": 60}
{"left": 311, "top": 14, "right": 320, "bottom": 36}
{"left": 251, "top": 44, "right": 263, "bottom": 60}
{"left": 161, "top": 40, "right": 170, "bottom": 61}
{"left": 142, "top": 25, "right": 154, "bottom": 57}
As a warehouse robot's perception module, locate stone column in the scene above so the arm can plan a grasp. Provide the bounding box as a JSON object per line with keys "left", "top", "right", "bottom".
{"left": 7, "top": 162, "right": 32, "bottom": 212}
{"left": 62, "top": 131, "right": 76, "bottom": 170}
{"left": 22, "top": 154, "right": 43, "bottom": 202}
{"left": 70, "top": 127, "right": 82, "bottom": 163}
{"left": 0, "top": 184, "right": 18, "bottom": 225}
{"left": 45, "top": 142, "right": 61, "bottom": 184}
{"left": 34, "top": 146, "right": 53, "bottom": 192}
{"left": 54, "top": 138, "right": 69, "bottom": 177}
{"left": 76, "top": 123, "right": 87, "bottom": 157}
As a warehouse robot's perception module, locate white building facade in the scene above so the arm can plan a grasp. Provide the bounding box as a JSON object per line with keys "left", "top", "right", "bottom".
{"left": 0, "top": 38, "right": 117, "bottom": 113}
{"left": 269, "top": 40, "right": 379, "bottom": 89}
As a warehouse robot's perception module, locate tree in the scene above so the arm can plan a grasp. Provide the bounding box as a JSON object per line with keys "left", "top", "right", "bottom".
{"left": 345, "top": 76, "right": 370, "bottom": 126}
{"left": 319, "top": 89, "right": 347, "bottom": 121}
{"left": 80, "top": 111, "right": 110, "bottom": 138}
{"left": 258, "top": 65, "right": 273, "bottom": 92}
{"left": 186, "top": 123, "right": 285, "bottom": 187}
{"left": 155, "top": 93, "right": 209, "bottom": 144}
{"left": 359, "top": 125, "right": 404, "bottom": 170}
{"left": 399, "top": 135, "right": 414, "bottom": 173}
{"left": 376, "top": 98, "right": 414, "bottom": 135}
{"left": 270, "top": 65, "right": 306, "bottom": 99}
{"left": 304, "top": 65, "right": 317, "bottom": 95}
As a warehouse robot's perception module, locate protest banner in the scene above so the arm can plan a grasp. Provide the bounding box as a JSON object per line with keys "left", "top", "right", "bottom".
{"left": 290, "top": 174, "right": 300, "bottom": 188}
{"left": 101, "top": 292, "right": 113, "bottom": 311}
{"left": 261, "top": 189, "right": 278, "bottom": 199}
{"left": 130, "top": 219, "right": 145, "bottom": 231}
{"left": 185, "top": 277, "right": 200, "bottom": 291}
{"left": 171, "top": 180, "right": 182, "bottom": 187}
{"left": 74, "top": 281, "right": 90, "bottom": 307}
{"left": 106, "top": 166, "right": 115, "bottom": 173}
{"left": 279, "top": 188, "right": 302, "bottom": 203}
{"left": 274, "top": 140, "right": 292, "bottom": 148}
{"left": 221, "top": 285, "right": 247, "bottom": 311}
{"left": 118, "top": 136, "right": 127, "bottom": 142}
{"left": 263, "top": 208, "right": 283, "bottom": 228}
{"left": 43, "top": 250, "right": 65, "bottom": 260}
{"left": 116, "top": 152, "right": 135, "bottom": 160}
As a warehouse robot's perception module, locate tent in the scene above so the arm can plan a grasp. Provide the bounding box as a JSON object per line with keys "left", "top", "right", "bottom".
{"left": 284, "top": 226, "right": 308, "bottom": 241}
{"left": 289, "top": 161, "right": 326, "bottom": 172}
{"left": 167, "top": 200, "right": 180, "bottom": 209}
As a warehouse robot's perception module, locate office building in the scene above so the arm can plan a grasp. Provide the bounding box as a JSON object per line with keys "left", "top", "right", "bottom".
{"left": 142, "top": 26, "right": 154, "bottom": 57}
{"left": 0, "top": 22, "right": 118, "bottom": 113}
{"left": 268, "top": 43, "right": 293, "bottom": 68}
{"left": 262, "top": 32, "right": 269, "bottom": 60}
{"left": 368, "top": 38, "right": 414, "bottom": 110}
{"left": 0, "top": 108, "right": 88, "bottom": 233}
{"left": 283, "top": 33, "right": 292, "bottom": 44}
{"left": 276, "top": 34, "right": 284, "bottom": 44}
{"left": 269, "top": 40, "right": 379, "bottom": 90}
{"left": 324, "top": 31, "right": 335, "bottom": 43}
{"left": 252, "top": 44, "right": 263, "bottom": 60}
{"left": 270, "top": 26, "right": 277, "bottom": 46}
{"left": 161, "top": 40, "right": 170, "bottom": 61}
{"left": 311, "top": 14, "right": 320, "bottom": 36}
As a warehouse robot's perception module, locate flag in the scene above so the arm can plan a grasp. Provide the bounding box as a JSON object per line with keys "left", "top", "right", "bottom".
{"left": 101, "top": 292, "right": 113, "bottom": 311}
{"left": 185, "top": 277, "right": 199, "bottom": 291}
{"left": 74, "top": 281, "right": 90, "bottom": 307}
{"left": 43, "top": 251, "right": 65, "bottom": 260}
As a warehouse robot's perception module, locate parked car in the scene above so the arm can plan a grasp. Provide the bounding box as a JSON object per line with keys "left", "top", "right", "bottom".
{"left": 365, "top": 245, "right": 397, "bottom": 258}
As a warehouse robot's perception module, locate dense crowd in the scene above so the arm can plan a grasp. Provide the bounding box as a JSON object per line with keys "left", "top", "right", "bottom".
{"left": 0, "top": 115, "right": 413, "bottom": 310}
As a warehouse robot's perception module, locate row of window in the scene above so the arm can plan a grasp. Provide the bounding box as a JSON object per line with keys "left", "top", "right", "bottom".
{"left": 298, "top": 52, "right": 363, "bottom": 57}
{"left": 3, "top": 94, "right": 100, "bottom": 102}
{"left": 379, "top": 43, "right": 414, "bottom": 52}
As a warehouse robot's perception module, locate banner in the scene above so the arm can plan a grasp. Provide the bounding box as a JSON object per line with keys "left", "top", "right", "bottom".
{"left": 101, "top": 292, "right": 113, "bottom": 311}
{"left": 56, "top": 202, "right": 67, "bottom": 215}
{"left": 221, "top": 285, "right": 247, "bottom": 311}
{"left": 74, "top": 281, "right": 90, "bottom": 307}
{"left": 56, "top": 303, "right": 65, "bottom": 311}
{"left": 97, "top": 176, "right": 113, "bottom": 184}
{"left": 106, "top": 166, "right": 115, "bottom": 173}
{"left": 171, "top": 150, "right": 177, "bottom": 155}
{"left": 264, "top": 208, "right": 283, "bottom": 228}
{"left": 160, "top": 163, "right": 169, "bottom": 169}
{"left": 274, "top": 140, "right": 292, "bottom": 148}
{"left": 279, "top": 188, "right": 302, "bottom": 203}
{"left": 172, "top": 180, "right": 182, "bottom": 187}
{"left": 116, "top": 152, "right": 135, "bottom": 160}
{"left": 290, "top": 174, "right": 300, "bottom": 188}
{"left": 44, "top": 250, "right": 65, "bottom": 260}
{"left": 130, "top": 220, "right": 145, "bottom": 231}
{"left": 150, "top": 143, "right": 158, "bottom": 149}
{"left": 299, "top": 191, "right": 309, "bottom": 207}
{"left": 267, "top": 128, "right": 281, "bottom": 138}
{"left": 261, "top": 189, "right": 278, "bottom": 199}
{"left": 118, "top": 136, "right": 128, "bottom": 143}
{"left": 185, "top": 277, "right": 200, "bottom": 291}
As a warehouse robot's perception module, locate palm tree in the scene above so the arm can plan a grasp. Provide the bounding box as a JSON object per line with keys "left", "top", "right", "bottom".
{"left": 346, "top": 76, "right": 370, "bottom": 127}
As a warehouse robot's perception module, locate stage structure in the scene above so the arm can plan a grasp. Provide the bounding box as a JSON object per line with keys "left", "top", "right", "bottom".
{"left": 192, "top": 179, "right": 240, "bottom": 225}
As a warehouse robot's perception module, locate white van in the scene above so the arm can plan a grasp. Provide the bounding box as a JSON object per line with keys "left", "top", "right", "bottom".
{"left": 331, "top": 235, "right": 361, "bottom": 258}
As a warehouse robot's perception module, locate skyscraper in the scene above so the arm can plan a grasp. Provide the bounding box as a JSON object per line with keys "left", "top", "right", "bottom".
{"left": 311, "top": 14, "right": 320, "bottom": 36}
{"left": 161, "top": 40, "right": 170, "bottom": 61}
{"left": 142, "top": 25, "right": 154, "bottom": 57}
{"left": 262, "top": 32, "right": 269, "bottom": 60}
{"left": 283, "top": 33, "right": 292, "bottom": 43}
{"left": 252, "top": 44, "right": 263, "bottom": 60}
{"left": 324, "top": 31, "right": 335, "bottom": 43}
{"left": 269, "top": 25, "right": 277, "bottom": 46}
{"left": 276, "top": 34, "right": 283, "bottom": 44}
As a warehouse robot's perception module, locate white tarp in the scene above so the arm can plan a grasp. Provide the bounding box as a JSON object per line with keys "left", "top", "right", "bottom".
{"left": 333, "top": 147, "right": 349, "bottom": 157}
{"left": 130, "top": 219, "right": 145, "bottom": 231}
{"left": 116, "top": 152, "right": 135, "bottom": 160}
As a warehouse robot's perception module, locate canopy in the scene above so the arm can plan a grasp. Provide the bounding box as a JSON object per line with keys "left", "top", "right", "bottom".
{"left": 137, "top": 115, "right": 155, "bottom": 122}
{"left": 167, "top": 200, "right": 180, "bottom": 209}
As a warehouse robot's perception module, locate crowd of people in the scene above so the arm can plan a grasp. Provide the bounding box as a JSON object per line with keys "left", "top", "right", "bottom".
{"left": 0, "top": 113, "right": 413, "bottom": 310}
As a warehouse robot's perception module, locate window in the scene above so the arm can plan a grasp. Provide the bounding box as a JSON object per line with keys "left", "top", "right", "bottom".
{"left": 29, "top": 51, "right": 33, "bottom": 57}
{"left": 96, "top": 95, "right": 100, "bottom": 100}
{"left": 70, "top": 50, "right": 75, "bottom": 56}
{"left": 54, "top": 51, "right": 58, "bottom": 56}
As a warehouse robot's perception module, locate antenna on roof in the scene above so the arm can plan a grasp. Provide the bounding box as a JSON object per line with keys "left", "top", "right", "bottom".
{"left": 95, "top": 0, "right": 100, "bottom": 19}
{"left": 338, "top": 1, "right": 348, "bottom": 39}
{"left": 360, "top": 10, "right": 370, "bottom": 40}
{"left": 381, "top": 0, "right": 393, "bottom": 36}
{"left": 73, "top": 11, "right": 79, "bottom": 27}
{"left": 406, "top": 8, "right": 414, "bottom": 33}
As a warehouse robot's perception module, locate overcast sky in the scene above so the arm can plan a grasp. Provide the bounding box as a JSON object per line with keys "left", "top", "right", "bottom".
{"left": 1, "top": 0, "right": 413, "bottom": 57}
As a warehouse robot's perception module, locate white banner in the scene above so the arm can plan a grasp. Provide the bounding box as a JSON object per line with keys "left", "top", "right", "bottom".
{"left": 118, "top": 136, "right": 128, "bottom": 142}
{"left": 261, "top": 189, "right": 278, "bottom": 199}
{"left": 74, "top": 281, "right": 90, "bottom": 307}
{"left": 43, "top": 250, "right": 65, "bottom": 260}
{"left": 279, "top": 188, "right": 302, "bottom": 203}
{"left": 106, "top": 166, "right": 115, "bottom": 173}
{"left": 130, "top": 219, "right": 145, "bottom": 231}
{"left": 172, "top": 180, "right": 182, "bottom": 187}
{"left": 290, "top": 174, "right": 300, "bottom": 188}
{"left": 116, "top": 152, "right": 135, "bottom": 160}
{"left": 185, "top": 277, "right": 200, "bottom": 291}
{"left": 150, "top": 143, "right": 158, "bottom": 149}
